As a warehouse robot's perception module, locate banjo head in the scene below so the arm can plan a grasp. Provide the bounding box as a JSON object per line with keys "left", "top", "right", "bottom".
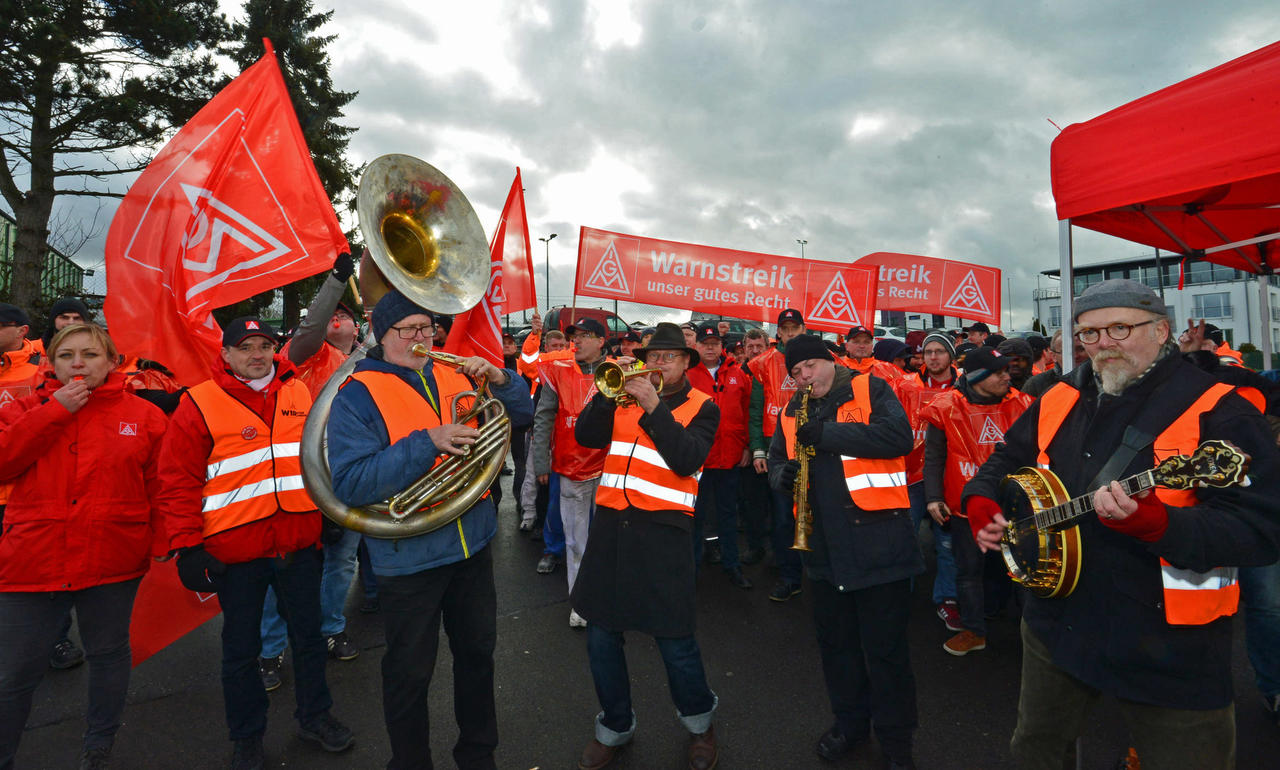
{"left": 998, "top": 468, "right": 1079, "bottom": 597}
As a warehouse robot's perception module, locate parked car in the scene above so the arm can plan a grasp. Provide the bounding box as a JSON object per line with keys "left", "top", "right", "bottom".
{"left": 689, "top": 312, "right": 763, "bottom": 348}
{"left": 543, "top": 306, "right": 633, "bottom": 344}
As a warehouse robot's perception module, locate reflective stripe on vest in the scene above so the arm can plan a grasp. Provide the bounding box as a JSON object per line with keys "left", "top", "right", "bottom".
{"left": 186, "top": 379, "right": 315, "bottom": 538}
{"left": 596, "top": 390, "right": 710, "bottom": 514}
{"left": 779, "top": 374, "right": 909, "bottom": 511}
{"left": 1035, "top": 379, "right": 1241, "bottom": 625}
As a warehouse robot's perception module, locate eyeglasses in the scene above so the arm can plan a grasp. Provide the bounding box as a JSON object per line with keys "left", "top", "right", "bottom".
{"left": 571, "top": 333, "right": 598, "bottom": 343}
{"left": 391, "top": 323, "right": 436, "bottom": 340}
{"left": 1074, "top": 320, "right": 1156, "bottom": 344}
{"left": 645, "top": 351, "right": 683, "bottom": 363}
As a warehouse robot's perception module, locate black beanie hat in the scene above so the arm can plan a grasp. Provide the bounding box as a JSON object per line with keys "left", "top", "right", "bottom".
{"left": 785, "top": 334, "right": 834, "bottom": 371}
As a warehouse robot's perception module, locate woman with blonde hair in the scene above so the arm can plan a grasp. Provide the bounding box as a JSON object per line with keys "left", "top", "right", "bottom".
{"left": 0, "top": 323, "right": 168, "bottom": 769}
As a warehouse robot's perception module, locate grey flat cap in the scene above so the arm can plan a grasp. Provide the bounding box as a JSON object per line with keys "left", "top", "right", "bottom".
{"left": 1072, "top": 278, "right": 1164, "bottom": 322}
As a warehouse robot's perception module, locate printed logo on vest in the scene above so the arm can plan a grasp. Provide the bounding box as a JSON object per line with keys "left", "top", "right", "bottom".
{"left": 0, "top": 389, "right": 19, "bottom": 404}
{"left": 583, "top": 240, "right": 632, "bottom": 296}
{"left": 808, "top": 272, "right": 862, "bottom": 327}
{"left": 977, "top": 415, "right": 1004, "bottom": 444}
{"left": 241, "top": 426, "right": 258, "bottom": 440}
{"left": 118, "top": 422, "right": 138, "bottom": 436}
{"left": 781, "top": 374, "right": 798, "bottom": 391}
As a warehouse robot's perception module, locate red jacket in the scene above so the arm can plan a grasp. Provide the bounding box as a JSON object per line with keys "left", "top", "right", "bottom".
{"left": 158, "top": 357, "right": 322, "bottom": 564}
{"left": 0, "top": 372, "right": 168, "bottom": 591}
{"left": 687, "top": 356, "right": 751, "bottom": 469}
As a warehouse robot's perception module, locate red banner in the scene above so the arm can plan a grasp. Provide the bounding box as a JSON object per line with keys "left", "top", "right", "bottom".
{"left": 853, "top": 252, "right": 1001, "bottom": 325}
{"left": 130, "top": 560, "right": 221, "bottom": 666}
{"left": 573, "top": 227, "right": 878, "bottom": 333}
{"left": 492, "top": 169, "right": 536, "bottom": 314}
{"left": 104, "top": 39, "right": 347, "bottom": 386}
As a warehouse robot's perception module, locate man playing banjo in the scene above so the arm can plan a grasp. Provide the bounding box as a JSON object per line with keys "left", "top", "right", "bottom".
{"left": 963, "top": 278, "right": 1280, "bottom": 769}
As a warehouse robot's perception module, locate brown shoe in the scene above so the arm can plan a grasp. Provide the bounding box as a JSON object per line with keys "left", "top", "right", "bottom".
{"left": 943, "top": 630, "right": 987, "bottom": 656}
{"left": 578, "top": 739, "right": 618, "bottom": 770}
{"left": 688, "top": 724, "right": 718, "bottom": 770}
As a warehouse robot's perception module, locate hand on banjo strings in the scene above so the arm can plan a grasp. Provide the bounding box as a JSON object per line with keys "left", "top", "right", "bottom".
{"left": 428, "top": 423, "right": 480, "bottom": 457}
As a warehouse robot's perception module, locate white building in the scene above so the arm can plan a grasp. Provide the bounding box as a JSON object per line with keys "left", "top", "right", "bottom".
{"left": 1034, "top": 255, "right": 1280, "bottom": 353}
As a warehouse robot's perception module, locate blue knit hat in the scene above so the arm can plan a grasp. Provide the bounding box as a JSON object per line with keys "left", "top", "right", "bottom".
{"left": 372, "top": 289, "right": 432, "bottom": 343}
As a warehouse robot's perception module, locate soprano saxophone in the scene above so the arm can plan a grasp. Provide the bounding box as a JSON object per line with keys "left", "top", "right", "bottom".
{"left": 791, "top": 385, "right": 815, "bottom": 552}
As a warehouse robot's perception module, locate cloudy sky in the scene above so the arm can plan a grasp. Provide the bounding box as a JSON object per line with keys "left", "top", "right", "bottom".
{"left": 55, "top": 0, "right": 1280, "bottom": 328}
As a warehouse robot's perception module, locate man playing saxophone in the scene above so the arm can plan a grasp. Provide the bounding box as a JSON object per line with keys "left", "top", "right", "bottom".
{"left": 325, "top": 289, "right": 533, "bottom": 770}
{"left": 766, "top": 334, "right": 922, "bottom": 769}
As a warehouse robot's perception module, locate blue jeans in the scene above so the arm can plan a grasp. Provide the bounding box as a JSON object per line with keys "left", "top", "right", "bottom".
{"left": 586, "top": 624, "right": 717, "bottom": 745}
{"left": 693, "top": 468, "right": 741, "bottom": 570}
{"left": 261, "top": 528, "right": 361, "bottom": 656}
{"left": 771, "top": 488, "right": 803, "bottom": 585}
{"left": 217, "top": 548, "right": 332, "bottom": 740}
{"left": 358, "top": 537, "right": 378, "bottom": 600}
{"left": 1240, "top": 559, "right": 1280, "bottom": 699}
{"left": 542, "top": 473, "right": 565, "bottom": 557}
{"left": 0, "top": 578, "right": 140, "bottom": 767}
{"left": 908, "top": 483, "right": 957, "bottom": 604}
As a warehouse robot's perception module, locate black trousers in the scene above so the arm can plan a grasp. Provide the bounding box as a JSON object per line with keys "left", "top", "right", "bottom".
{"left": 811, "top": 578, "right": 917, "bottom": 762}
{"left": 379, "top": 546, "right": 498, "bottom": 770}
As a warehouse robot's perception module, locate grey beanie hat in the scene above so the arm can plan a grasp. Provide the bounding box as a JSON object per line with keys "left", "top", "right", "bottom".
{"left": 1072, "top": 278, "right": 1164, "bottom": 321}
{"left": 921, "top": 331, "right": 956, "bottom": 359}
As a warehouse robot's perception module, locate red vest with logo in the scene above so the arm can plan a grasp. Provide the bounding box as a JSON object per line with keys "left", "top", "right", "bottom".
{"left": 185, "top": 378, "right": 315, "bottom": 538}
{"left": 283, "top": 339, "right": 348, "bottom": 399}
{"left": 687, "top": 357, "right": 751, "bottom": 469}
{"left": 539, "top": 358, "right": 608, "bottom": 481}
{"left": 842, "top": 355, "right": 905, "bottom": 382}
{"left": 920, "top": 386, "right": 1033, "bottom": 513}
{"left": 752, "top": 347, "right": 796, "bottom": 438}
{"left": 1035, "top": 381, "right": 1240, "bottom": 625}
{"left": 596, "top": 389, "right": 711, "bottom": 514}
{"left": 893, "top": 370, "right": 956, "bottom": 485}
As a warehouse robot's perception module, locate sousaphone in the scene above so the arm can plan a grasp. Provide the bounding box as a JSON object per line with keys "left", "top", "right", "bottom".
{"left": 300, "top": 154, "right": 511, "bottom": 538}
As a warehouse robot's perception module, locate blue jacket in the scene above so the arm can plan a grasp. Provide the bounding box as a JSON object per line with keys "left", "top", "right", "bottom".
{"left": 327, "top": 351, "right": 534, "bottom": 575}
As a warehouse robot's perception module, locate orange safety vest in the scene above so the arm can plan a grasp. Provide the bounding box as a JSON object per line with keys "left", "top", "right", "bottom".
{"left": 283, "top": 339, "right": 348, "bottom": 399}
{"left": 752, "top": 347, "right": 796, "bottom": 438}
{"left": 841, "top": 355, "right": 905, "bottom": 382}
{"left": 596, "top": 389, "right": 711, "bottom": 514}
{"left": 539, "top": 358, "right": 609, "bottom": 481}
{"left": 1, "top": 339, "right": 48, "bottom": 506}
{"left": 921, "top": 386, "right": 1033, "bottom": 513}
{"left": 186, "top": 378, "right": 316, "bottom": 538}
{"left": 1036, "top": 381, "right": 1241, "bottom": 625}
{"left": 779, "top": 374, "right": 910, "bottom": 511}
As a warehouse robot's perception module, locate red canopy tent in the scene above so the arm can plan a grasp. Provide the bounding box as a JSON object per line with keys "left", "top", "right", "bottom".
{"left": 1050, "top": 39, "right": 1280, "bottom": 368}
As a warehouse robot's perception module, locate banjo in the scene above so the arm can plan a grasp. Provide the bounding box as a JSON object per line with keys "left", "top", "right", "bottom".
{"left": 998, "top": 440, "right": 1250, "bottom": 598}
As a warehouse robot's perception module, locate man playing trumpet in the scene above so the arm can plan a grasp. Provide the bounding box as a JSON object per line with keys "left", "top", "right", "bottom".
{"left": 325, "top": 289, "right": 534, "bottom": 770}
{"left": 571, "top": 322, "right": 721, "bottom": 770}
{"left": 767, "top": 334, "right": 921, "bottom": 769}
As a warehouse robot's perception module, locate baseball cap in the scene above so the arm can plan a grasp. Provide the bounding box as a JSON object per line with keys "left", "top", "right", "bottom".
{"left": 846, "top": 324, "right": 874, "bottom": 340}
{"left": 696, "top": 322, "right": 722, "bottom": 342}
{"left": 0, "top": 302, "right": 29, "bottom": 327}
{"left": 964, "top": 322, "right": 991, "bottom": 334}
{"left": 566, "top": 318, "right": 607, "bottom": 338}
{"left": 776, "top": 308, "right": 804, "bottom": 326}
{"left": 621, "top": 331, "right": 641, "bottom": 343}
{"left": 1202, "top": 323, "right": 1225, "bottom": 346}
{"left": 222, "top": 316, "right": 278, "bottom": 348}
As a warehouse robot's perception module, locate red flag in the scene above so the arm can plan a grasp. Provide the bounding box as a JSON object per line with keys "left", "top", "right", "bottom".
{"left": 442, "top": 169, "right": 531, "bottom": 367}
{"left": 493, "top": 169, "right": 536, "bottom": 313}
{"left": 103, "top": 39, "right": 346, "bottom": 386}
{"left": 129, "top": 560, "right": 221, "bottom": 666}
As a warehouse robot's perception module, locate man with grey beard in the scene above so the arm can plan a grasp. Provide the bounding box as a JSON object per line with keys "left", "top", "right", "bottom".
{"left": 961, "top": 279, "right": 1280, "bottom": 769}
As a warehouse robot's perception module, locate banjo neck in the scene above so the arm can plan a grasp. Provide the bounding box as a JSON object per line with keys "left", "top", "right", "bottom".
{"left": 1033, "top": 470, "right": 1157, "bottom": 532}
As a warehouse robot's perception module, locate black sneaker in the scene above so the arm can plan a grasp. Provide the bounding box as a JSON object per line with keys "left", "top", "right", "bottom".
{"left": 50, "top": 638, "right": 85, "bottom": 670}
{"left": 258, "top": 655, "right": 283, "bottom": 692}
{"left": 230, "top": 736, "right": 265, "bottom": 770}
{"left": 326, "top": 631, "right": 360, "bottom": 661}
{"left": 78, "top": 746, "right": 111, "bottom": 770}
{"left": 768, "top": 581, "right": 802, "bottom": 602}
{"left": 298, "top": 711, "right": 354, "bottom": 752}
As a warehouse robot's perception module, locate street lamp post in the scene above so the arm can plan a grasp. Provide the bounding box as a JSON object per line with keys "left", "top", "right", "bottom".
{"left": 796, "top": 238, "right": 807, "bottom": 259}
{"left": 539, "top": 233, "right": 557, "bottom": 314}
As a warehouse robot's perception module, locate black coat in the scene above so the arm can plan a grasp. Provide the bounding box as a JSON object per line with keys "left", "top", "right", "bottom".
{"left": 570, "top": 381, "right": 719, "bottom": 636}
{"left": 963, "top": 351, "right": 1280, "bottom": 709}
{"left": 767, "top": 367, "right": 923, "bottom": 592}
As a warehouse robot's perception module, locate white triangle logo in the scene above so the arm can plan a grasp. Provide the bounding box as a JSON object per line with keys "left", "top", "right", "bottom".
{"left": 584, "top": 240, "right": 631, "bottom": 295}
{"left": 808, "top": 272, "right": 862, "bottom": 327}
{"left": 178, "top": 183, "right": 292, "bottom": 301}
{"left": 781, "top": 374, "right": 798, "bottom": 390}
{"left": 119, "top": 422, "right": 138, "bottom": 436}
{"left": 0, "top": 390, "right": 16, "bottom": 405}
{"left": 978, "top": 415, "right": 1004, "bottom": 444}
{"left": 942, "top": 269, "right": 992, "bottom": 316}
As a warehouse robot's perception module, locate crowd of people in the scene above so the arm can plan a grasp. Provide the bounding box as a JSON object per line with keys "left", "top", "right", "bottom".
{"left": 1, "top": 262, "right": 1279, "bottom": 770}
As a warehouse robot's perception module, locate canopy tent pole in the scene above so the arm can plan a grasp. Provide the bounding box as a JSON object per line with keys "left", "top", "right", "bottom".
{"left": 1258, "top": 276, "right": 1274, "bottom": 370}
{"left": 1059, "top": 220, "right": 1076, "bottom": 374}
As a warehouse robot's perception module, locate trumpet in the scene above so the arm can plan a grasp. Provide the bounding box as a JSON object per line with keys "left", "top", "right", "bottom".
{"left": 593, "top": 360, "right": 663, "bottom": 407}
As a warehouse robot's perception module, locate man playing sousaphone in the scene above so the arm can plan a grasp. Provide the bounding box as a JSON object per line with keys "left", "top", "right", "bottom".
{"left": 571, "top": 322, "right": 721, "bottom": 770}
{"left": 963, "top": 279, "right": 1280, "bottom": 769}
{"left": 766, "top": 334, "right": 921, "bottom": 769}
{"left": 325, "top": 289, "right": 534, "bottom": 770}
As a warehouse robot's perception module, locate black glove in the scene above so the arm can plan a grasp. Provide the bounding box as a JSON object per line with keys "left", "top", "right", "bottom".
{"left": 796, "top": 419, "right": 823, "bottom": 446}
{"left": 777, "top": 459, "right": 801, "bottom": 490}
{"left": 321, "top": 517, "right": 345, "bottom": 546}
{"left": 176, "top": 545, "right": 226, "bottom": 592}
{"left": 331, "top": 251, "right": 355, "bottom": 282}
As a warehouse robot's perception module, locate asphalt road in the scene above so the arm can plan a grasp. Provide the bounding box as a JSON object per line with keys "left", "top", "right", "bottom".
{"left": 15, "top": 478, "right": 1280, "bottom": 769}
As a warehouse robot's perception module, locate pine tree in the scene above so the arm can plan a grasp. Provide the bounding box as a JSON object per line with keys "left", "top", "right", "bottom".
{"left": 0, "top": 0, "right": 228, "bottom": 325}
{"left": 216, "top": 0, "right": 359, "bottom": 330}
